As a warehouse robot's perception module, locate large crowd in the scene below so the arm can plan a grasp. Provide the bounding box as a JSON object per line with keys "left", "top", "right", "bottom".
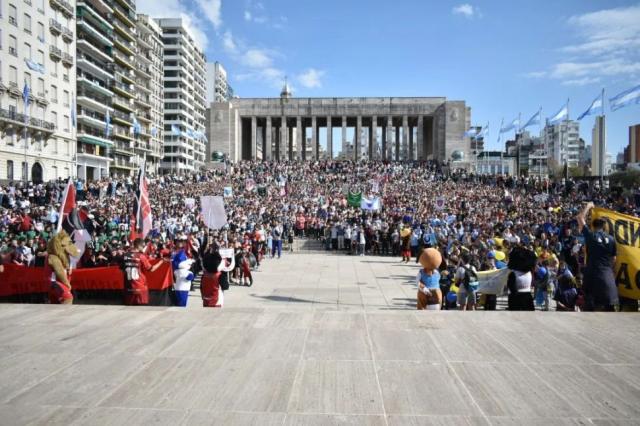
{"left": 0, "top": 160, "right": 638, "bottom": 310}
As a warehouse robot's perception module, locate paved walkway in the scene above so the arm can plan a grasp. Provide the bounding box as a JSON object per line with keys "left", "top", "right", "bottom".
{"left": 0, "top": 252, "right": 638, "bottom": 425}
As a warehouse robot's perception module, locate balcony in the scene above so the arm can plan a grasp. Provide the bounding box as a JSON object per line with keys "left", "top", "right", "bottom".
{"left": 62, "top": 53, "right": 74, "bottom": 67}
{"left": 134, "top": 95, "right": 151, "bottom": 109}
{"left": 77, "top": 17, "right": 113, "bottom": 47}
{"left": 0, "top": 108, "right": 57, "bottom": 135}
{"left": 114, "top": 139, "right": 135, "bottom": 154}
{"left": 61, "top": 27, "right": 74, "bottom": 43}
{"left": 49, "top": 45, "right": 63, "bottom": 61}
{"left": 111, "top": 80, "right": 135, "bottom": 99}
{"left": 112, "top": 96, "right": 134, "bottom": 115}
{"left": 111, "top": 109, "right": 132, "bottom": 125}
{"left": 50, "top": 0, "right": 74, "bottom": 18}
{"left": 113, "top": 51, "right": 135, "bottom": 70}
{"left": 49, "top": 18, "right": 62, "bottom": 35}
{"left": 112, "top": 4, "right": 136, "bottom": 30}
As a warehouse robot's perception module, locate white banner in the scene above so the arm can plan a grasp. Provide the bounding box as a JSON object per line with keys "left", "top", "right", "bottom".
{"left": 477, "top": 268, "right": 510, "bottom": 295}
{"left": 201, "top": 196, "right": 227, "bottom": 230}
{"left": 435, "top": 196, "right": 445, "bottom": 210}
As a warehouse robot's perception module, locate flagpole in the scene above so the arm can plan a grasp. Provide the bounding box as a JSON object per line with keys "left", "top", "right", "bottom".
{"left": 23, "top": 81, "right": 29, "bottom": 184}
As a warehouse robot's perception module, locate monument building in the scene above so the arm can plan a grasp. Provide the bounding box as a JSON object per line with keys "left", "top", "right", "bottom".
{"left": 206, "top": 83, "right": 471, "bottom": 163}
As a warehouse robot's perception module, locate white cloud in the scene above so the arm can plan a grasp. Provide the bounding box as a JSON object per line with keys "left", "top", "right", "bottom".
{"left": 452, "top": 4, "right": 477, "bottom": 18}
{"left": 525, "top": 4, "right": 640, "bottom": 85}
{"left": 222, "top": 30, "right": 237, "bottom": 53}
{"left": 244, "top": 11, "right": 252, "bottom": 21}
{"left": 241, "top": 49, "right": 273, "bottom": 68}
{"left": 137, "top": 0, "right": 209, "bottom": 49}
{"left": 524, "top": 71, "right": 547, "bottom": 79}
{"left": 195, "top": 0, "right": 222, "bottom": 29}
{"left": 297, "top": 68, "right": 325, "bottom": 88}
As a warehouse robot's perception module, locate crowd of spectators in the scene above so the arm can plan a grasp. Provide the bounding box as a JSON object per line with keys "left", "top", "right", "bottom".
{"left": 0, "top": 160, "right": 638, "bottom": 309}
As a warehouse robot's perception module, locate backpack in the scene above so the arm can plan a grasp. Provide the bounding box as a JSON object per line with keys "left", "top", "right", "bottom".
{"left": 462, "top": 266, "right": 478, "bottom": 291}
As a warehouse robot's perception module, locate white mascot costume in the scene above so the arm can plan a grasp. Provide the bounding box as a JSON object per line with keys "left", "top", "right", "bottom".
{"left": 173, "top": 254, "right": 195, "bottom": 307}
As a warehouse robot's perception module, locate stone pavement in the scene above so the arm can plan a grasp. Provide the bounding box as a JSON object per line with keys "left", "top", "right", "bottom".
{"left": 0, "top": 252, "right": 639, "bottom": 425}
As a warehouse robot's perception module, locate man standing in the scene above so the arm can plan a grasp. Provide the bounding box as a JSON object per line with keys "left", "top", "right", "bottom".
{"left": 123, "top": 238, "right": 165, "bottom": 306}
{"left": 271, "top": 222, "right": 282, "bottom": 259}
{"left": 576, "top": 202, "right": 618, "bottom": 311}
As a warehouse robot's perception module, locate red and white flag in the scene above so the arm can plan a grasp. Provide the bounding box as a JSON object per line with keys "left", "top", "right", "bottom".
{"left": 130, "top": 161, "right": 152, "bottom": 240}
{"left": 56, "top": 178, "right": 76, "bottom": 233}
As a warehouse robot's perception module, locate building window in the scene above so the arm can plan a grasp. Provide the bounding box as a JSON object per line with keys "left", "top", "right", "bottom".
{"left": 7, "top": 161, "right": 14, "bottom": 181}
{"left": 38, "top": 22, "right": 45, "bottom": 42}
{"left": 9, "top": 35, "right": 17, "bottom": 56}
{"left": 51, "top": 85, "right": 58, "bottom": 102}
{"left": 64, "top": 115, "right": 69, "bottom": 132}
{"left": 9, "top": 65, "right": 17, "bottom": 84}
{"left": 36, "top": 49, "right": 44, "bottom": 66}
{"left": 9, "top": 4, "right": 17, "bottom": 26}
{"left": 24, "top": 42, "right": 31, "bottom": 60}
{"left": 24, "top": 72, "right": 31, "bottom": 89}
{"left": 24, "top": 13, "right": 31, "bottom": 34}
{"left": 37, "top": 78, "right": 44, "bottom": 97}
{"left": 63, "top": 90, "right": 69, "bottom": 107}
{"left": 51, "top": 111, "right": 58, "bottom": 129}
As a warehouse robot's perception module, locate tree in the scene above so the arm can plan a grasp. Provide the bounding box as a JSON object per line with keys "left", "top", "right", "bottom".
{"left": 609, "top": 169, "right": 640, "bottom": 191}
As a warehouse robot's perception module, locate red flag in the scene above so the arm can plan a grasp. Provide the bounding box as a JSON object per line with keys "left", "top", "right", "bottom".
{"left": 130, "top": 161, "right": 152, "bottom": 241}
{"left": 56, "top": 179, "right": 76, "bottom": 233}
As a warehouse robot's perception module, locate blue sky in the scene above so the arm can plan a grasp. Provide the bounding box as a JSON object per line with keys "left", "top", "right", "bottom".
{"left": 137, "top": 0, "right": 640, "bottom": 156}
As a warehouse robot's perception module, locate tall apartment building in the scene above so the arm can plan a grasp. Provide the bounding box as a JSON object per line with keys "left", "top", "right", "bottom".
{"left": 75, "top": 0, "right": 114, "bottom": 180}
{"left": 108, "top": 0, "right": 138, "bottom": 178}
{"left": 135, "top": 14, "right": 163, "bottom": 175}
{"left": 626, "top": 124, "right": 640, "bottom": 164}
{"left": 156, "top": 18, "right": 207, "bottom": 174}
{"left": 0, "top": 0, "right": 76, "bottom": 182}
{"left": 206, "top": 61, "right": 233, "bottom": 104}
{"left": 543, "top": 120, "right": 582, "bottom": 169}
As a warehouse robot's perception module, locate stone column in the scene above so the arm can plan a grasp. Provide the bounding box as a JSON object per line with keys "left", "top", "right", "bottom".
{"left": 342, "top": 116, "right": 347, "bottom": 157}
{"left": 251, "top": 116, "right": 257, "bottom": 160}
{"left": 311, "top": 116, "right": 317, "bottom": 160}
{"left": 381, "top": 122, "right": 387, "bottom": 161}
{"left": 371, "top": 116, "right": 377, "bottom": 160}
{"left": 417, "top": 115, "right": 424, "bottom": 161}
{"left": 355, "top": 115, "right": 362, "bottom": 161}
{"left": 402, "top": 115, "right": 409, "bottom": 161}
{"left": 387, "top": 116, "right": 394, "bottom": 161}
{"left": 409, "top": 123, "right": 414, "bottom": 161}
{"left": 265, "top": 117, "right": 272, "bottom": 161}
{"left": 327, "top": 116, "right": 332, "bottom": 159}
{"left": 296, "top": 116, "right": 303, "bottom": 160}
{"left": 288, "top": 126, "right": 294, "bottom": 160}
{"left": 280, "top": 118, "right": 287, "bottom": 161}
{"left": 395, "top": 126, "right": 400, "bottom": 161}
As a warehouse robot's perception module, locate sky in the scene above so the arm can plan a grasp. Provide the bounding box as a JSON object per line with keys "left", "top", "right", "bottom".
{"left": 136, "top": 0, "right": 640, "bottom": 156}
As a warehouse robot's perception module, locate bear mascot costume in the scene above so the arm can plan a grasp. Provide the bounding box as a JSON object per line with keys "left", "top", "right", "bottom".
{"left": 416, "top": 248, "right": 443, "bottom": 310}
{"left": 506, "top": 246, "right": 537, "bottom": 310}
{"left": 46, "top": 230, "right": 80, "bottom": 304}
{"left": 173, "top": 252, "right": 195, "bottom": 307}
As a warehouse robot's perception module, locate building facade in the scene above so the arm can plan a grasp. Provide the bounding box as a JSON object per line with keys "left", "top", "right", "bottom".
{"left": 476, "top": 152, "right": 517, "bottom": 176}
{"left": 75, "top": 0, "right": 114, "bottom": 180}
{"left": 206, "top": 61, "right": 233, "bottom": 104}
{"left": 207, "top": 92, "right": 470, "bottom": 163}
{"left": 156, "top": 18, "right": 207, "bottom": 174}
{"left": 135, "top": 14, "right": 163, "bottom": 175}
{"left": 543, "top": 120, "right": 582, "bottom": 169}
{"left": 626, "top": 123, "right": 640, "bottom": 164}
{"left": 1, "top": 0, "right": 76, "bottom": 182}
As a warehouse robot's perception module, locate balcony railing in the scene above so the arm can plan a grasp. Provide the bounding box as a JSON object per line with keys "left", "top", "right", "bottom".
{"left": 62, "top": 53, "right": 74, "bottom": 67}
{"left": 61, "top": 27, "right": 74, "bottom": 42}
{"left": 0, "top": 108, "right": 56, "bottom": 132}
{"left": 50, "top": 0, "right": 74, "bottom": 17}
{"left": 49, "top": 45, "right": 62, "bottom": 61}
{"left": 49, "top": 18, "right": 62, "bottom": 35}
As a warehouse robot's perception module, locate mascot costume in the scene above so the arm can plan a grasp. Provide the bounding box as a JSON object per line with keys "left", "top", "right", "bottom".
{"left": 506, "top": 246, "right": 537, "bottom": 311}
{"left": 201, "top": 248, "right": 234, "bottom": 308}
{"left": 46, "top": 230, "right": 80, "bottom": 304}
{"left": 172, "top": 250, "right": 195, "bottom": 307}
{"left": 416, "top": 248, "right": 443, "bottom": 310}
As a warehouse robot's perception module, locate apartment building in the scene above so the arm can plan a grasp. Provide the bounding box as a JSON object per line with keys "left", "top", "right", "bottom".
{"left": 156, "top": 18, "right": 207, "bottom": 174}
{"left": 135, "top": 14, "right": 163, "bottom": 174}
{"left": 206, "top": 61, "right": 233, "bottom": 104}
{"left": 0, "top": 0, "right": 76, "bottom": 182}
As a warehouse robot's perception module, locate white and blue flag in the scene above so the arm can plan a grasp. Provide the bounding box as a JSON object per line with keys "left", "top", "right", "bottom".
{"left": 609, "top": 84, "right": 640, "bottom": 112}
{"left": 577, "top": 92, "right": 604, "bottom": 120}
{"left": 105, "top": 109, "right": 111, "bottom": 138}
{"left": 151, "top": 126, "right": 157, "bottom": 137}
{"left": 548, "top": 101, "right": 569, "bottom": 124}
{"left": 464, "top": 128, "right": 479, "bottom": 138}
{"left": 476, "top": 123, "right": 489, "bottom": 139}
{"left": 132, "top": 115, "right": 141, "bottom": 136}
{"left": 71, "top": 92, "right": 76, "bottom": 128}
{"left": 521, "top": 109, "right": 541, "bottom": 130}
{"left": 500, "top": 117, "right": 520, "bottom": 134}
{"left": 171, "top": 124, "right": 181, "bottom": 135}
{"left": 22, "top": 82, "right": 31, "bottom": 118}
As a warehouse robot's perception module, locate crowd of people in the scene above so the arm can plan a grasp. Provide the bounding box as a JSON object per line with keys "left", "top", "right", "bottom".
{"left": 0, "top": 160, "right": 637, "bottom": 310}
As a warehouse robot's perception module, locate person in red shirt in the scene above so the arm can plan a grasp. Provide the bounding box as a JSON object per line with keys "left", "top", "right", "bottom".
{"left": 122, "top": 238, "right": 166, "bottom": 306}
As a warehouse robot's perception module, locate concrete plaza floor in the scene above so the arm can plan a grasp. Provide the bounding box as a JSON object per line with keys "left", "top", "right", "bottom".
{"left": 1, "top": 252, "right": 639, "bottom": 425}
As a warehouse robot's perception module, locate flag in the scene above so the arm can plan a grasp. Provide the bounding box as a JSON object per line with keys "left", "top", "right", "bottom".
{"left": 171, "top": 124, "right": 181, "bottom": 136}
{"left": 151, "top": 126, "right": 157, "bottom": 137}
{"left": 71, "top": 92, "right": 76, "bottom": 128}
{"left": 130, "top": 160, "right": 152, "bottom": 241}
{"left": 434, "top": 196, "right": 445, "bottom": 210}
{"left": 105, "top": 109, "right": 111, "bottom": 138}
{"left": 548, "top": 101, "right": 569, "bottom": 124}
{"left": 201, "top": 196, "right": 227, "bottom": 230}
{"left": 22, "top": 82, "right": 31, "bottom": 115}
{"left": 500, "top": 117, "right": 520, "bottom": 133}
{"left": 132, "top": 115, "right": 141, "bottom": 136}
{"left": 361, "top": 196, "right": 381, "bottom": 211}
{"left": 475, "top": 123, "right": 489, "bottom": 139}
{"left": 56, "top": 179, "right": 76, "bottom": 233}
{"left": 609, "top": 84, "right": 640, "bottom": 112}
{"left": 577, "top": 91, "right": 604, "bottom": 120}
{"left": 223, "top": 186, "right": 233, "bottom": 197}
{"left": 464, "top": 128, "right": 479, "bottom": 138}
{"left": 347, "top": 191, "right": 362, "bottom": 207}
{"left": 245, "top": 178, "right": 256, "bottom": 191}
{"left": 521, "top": 109, "right": 541, "bottom": 130}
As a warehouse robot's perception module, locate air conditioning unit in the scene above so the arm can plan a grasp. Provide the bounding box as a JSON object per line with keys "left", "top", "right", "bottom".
{"left": 9, "top": 47, "right": 17, "bottom": 55}
{"left": 9, "top": 16, "right": 17, "bottom": 25}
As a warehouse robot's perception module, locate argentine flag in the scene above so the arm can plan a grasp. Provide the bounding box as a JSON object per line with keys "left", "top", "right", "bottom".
{"left": 521, "top": 109, "right": 541, "bottom": 130}
{"left": 476, "top": 123, "right": 489, "bottom": 139}
{"left": 577, "top": 93, "right": 603, "bottom": 120}
{"left": 548, "top": 101, "right": 568, "bottom": 124}
{"left": 464, "top": 128, "right": 479, "bottom": 138}
{"left": 500, "top": 117, "right": 520, "bottom": 134}
{"left": 361, "top": 196, "right": 381, "bottom": 211}
{"left": 171, "top": 124, "right": 182, "bottom": 135}
{"left": 609, "top": 84, "right": 640, "bottom": 112}
{"left": 105, "top": 109, "right": 111, "bottom": 138}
